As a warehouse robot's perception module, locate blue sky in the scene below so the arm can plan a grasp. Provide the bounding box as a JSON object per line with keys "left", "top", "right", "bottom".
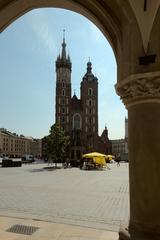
{"left": 0, "top": 8, "right": 127, "bottom": 139}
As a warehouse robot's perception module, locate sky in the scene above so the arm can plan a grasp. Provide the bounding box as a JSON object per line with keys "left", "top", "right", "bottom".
{"left": 0, "top": 8, "right": 127, "bottom": 139}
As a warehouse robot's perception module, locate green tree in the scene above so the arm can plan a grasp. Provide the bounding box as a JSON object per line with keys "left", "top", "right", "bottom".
{"left": 45, "top": 123, "right": 70, "bottom": 166}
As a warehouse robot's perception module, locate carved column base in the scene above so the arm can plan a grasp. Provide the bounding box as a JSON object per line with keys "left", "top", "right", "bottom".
{"left": 119, "top": 226, "right": 130, "bottom": 240}
{"left": 119, "top": 226, "right": 160, "bottom": 240}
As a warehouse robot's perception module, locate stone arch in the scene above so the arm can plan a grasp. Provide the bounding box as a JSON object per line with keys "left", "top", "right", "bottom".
{"left": 1, "top": 1, "right": 160, "bottom": 239}
{"left": 0, "top": 0, "right": 138, "bottom": 65}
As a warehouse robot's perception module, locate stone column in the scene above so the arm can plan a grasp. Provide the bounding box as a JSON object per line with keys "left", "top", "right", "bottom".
{"left": 115, "top": 71, "right": 160, "bottom": 240}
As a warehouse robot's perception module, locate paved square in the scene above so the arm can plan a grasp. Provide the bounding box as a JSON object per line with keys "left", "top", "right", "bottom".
{"left": 0, "top": 163, "right": 129, "bottom": 232}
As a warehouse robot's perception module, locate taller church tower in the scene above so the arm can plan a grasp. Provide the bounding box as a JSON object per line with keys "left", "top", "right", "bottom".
{"left": 55, "top": 32, "right": 71, "bottom": 133}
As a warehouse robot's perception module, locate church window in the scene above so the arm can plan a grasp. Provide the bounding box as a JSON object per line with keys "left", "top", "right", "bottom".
{"left": 88, "top": 88, "right": 93, "bottom": 96}
{"left": 73, "top": 114, "right": 81, "bottom": 130}
{"left": 62, "top": 116, "right": 65, "bottom": 123}
{"left": 89, "top": 99, "right": 92, "bottom": 106}
{"left": 62, "top": 108, "right": 65, "bottom": 114}
{"left": 62, "top": 90, "right": 65, "bottom": 96}
{"left": 62, "top": 82, "right": 65, "bottom": 88}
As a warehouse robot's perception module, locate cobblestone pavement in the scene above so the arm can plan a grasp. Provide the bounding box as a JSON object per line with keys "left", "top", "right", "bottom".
{"left": 0, "top": 163, "right": 129, "bottom": 232}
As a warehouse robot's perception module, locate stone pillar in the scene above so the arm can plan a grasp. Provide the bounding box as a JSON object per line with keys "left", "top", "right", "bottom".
{"left": 116, "top": 71, "right": 160, "bottom": 240}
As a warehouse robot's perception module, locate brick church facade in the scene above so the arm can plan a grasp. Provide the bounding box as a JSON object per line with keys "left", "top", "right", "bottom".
{"left": 55, "top": 35, "right": 111, "bottom": 161}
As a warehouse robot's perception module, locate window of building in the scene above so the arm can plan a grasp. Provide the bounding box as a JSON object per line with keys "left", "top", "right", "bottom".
{"left": 62, "top": 90, "right": 65, "bottom": 96}
{"left": 66, "top": 107, "right": 69, "bottom": 114}
{"left": 89, "top": 109, "right": 92, "bottom": 114}
{"left": 62, "top": 108, "right": 65, "bottom": 114}
{"left": 89, "top": 99, "right": 92, "bottom": 106}
{"left": 62, "top": 82, "right": 65, "bottom": 88}
{"left": 62, "top": 116, "right": 65, "bottom": 123}
{"left": 88, "top": 88, "right": 93, "bottom": 96}
{"left": 73, "top": 114, "right": 81, "bottom": 130}
{"left": 89, "top": 127, "right": 92, "bottom": 132}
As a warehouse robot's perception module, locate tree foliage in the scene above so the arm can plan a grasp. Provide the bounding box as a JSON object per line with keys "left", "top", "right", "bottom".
{"left": 44, "top": 123, "right": 70, "bottom": 163}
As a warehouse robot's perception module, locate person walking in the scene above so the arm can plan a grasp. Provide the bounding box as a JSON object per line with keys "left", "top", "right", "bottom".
{"left": 116, "top": 154, "right": 121, "bottom": 166}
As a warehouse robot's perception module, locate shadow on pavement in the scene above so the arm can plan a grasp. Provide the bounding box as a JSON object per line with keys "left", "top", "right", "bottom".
{"left": 28, "top": 166, "right": 62, "bottom": 173}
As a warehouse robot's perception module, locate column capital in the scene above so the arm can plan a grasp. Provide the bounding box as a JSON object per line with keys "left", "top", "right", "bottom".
{"left": 115, "top": 71, "right": 160, "bottom": 108}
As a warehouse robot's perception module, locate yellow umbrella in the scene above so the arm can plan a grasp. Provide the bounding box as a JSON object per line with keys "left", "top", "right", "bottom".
{"left": 105, "top": 155, "right": 115, "bottom": 161}
{"left": 82, "top": 152, "right": 107, "bottom": 166}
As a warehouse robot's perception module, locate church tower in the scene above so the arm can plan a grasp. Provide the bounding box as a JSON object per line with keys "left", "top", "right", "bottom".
{"left": 55, "top": 31, "right": 71, "bottom": 133}
{"left": 81, "top": 61, "right": 98, "bottom": 152}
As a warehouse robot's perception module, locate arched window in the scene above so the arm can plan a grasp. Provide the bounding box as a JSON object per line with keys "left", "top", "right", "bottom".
{"left": 62, "top": 89, "right": 65, "bottom": 96}
{"left": 62, "top": 116, "right": 65, "bottom": 123}
{"left": 73, "top": 113, "right": 81, "bottom": 130}
{"left": 89, "top": 99, "right": 92, "bottom": 106}
{"left": 88, "top": 88, "right": 93, "bottom": 96}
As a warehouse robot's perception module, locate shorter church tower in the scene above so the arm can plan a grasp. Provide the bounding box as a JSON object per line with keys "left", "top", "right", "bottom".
{"left": 55, "top": 32, "right": 71, "bottom": 133}
{"left": 81, "top": 61, "right": 98, "bottom": 152}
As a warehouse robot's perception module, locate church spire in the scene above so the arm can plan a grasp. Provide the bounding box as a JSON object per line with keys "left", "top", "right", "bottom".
{"left": 61, "top": 29, "right": 66, "bottom": 60}
{"left": 87, "top": 59, "right": 92, "bottom": 74}
{"left": 56, "top": 31, "right": 72, "bottom": 72}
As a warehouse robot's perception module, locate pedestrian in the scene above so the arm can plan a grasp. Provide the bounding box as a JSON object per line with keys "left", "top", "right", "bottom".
{"left": 48, "top": 157, "right": 53, "bottom": 166}
{"left": 116, "top": 154, "right": 121, "bottom": 166}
